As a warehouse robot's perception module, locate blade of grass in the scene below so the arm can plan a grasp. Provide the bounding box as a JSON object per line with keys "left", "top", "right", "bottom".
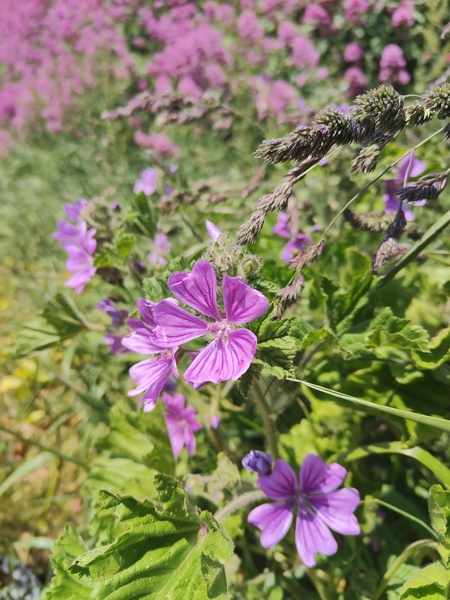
{"left": 287, "top": 378, "right": 450, "bottom": 433}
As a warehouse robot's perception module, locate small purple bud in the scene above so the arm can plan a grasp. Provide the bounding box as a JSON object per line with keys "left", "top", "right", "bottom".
{"left": 242, "top": 450, "right": 274, "bottom": 475}
{"left": 210, "top": 415, "right": 221, "bottom": 429}
{"left": 135, "top": 261, "right": 145, "bottom": 272}
{"left": 111, "top": 201, "right": 121, "bottom": 212}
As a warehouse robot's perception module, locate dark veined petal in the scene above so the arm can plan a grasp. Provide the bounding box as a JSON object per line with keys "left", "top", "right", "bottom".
{"left": 153, "top": 300, "right": 208, "bottom": 347}
{"left": 308, "top": 488, "right": 360, "bottom": 535}
{"left": 258, "top": 458, "right": 298, "bottom": 501}
{"left": 168, "top": 260, "right": 221, "bottom": 320}
{"left": 300, "top": 454, "right": 347, "bottom": 495}
{"left": 183, "top": 328, "right": 256, "bottom": 386}
{"left": 248, "top": 502, "right": 294, "bottom": 548}
{"left": 122, "top": 324, "right": 165, "bottom": 354}
{"left": 295, "top": 507, "right": 338, "bottom": 568}
{"left": 222, "top": 274, "right": 269, "bottom": 324}
{"left": 128, "top": 355, "right": 175, "bottom": 411}
{"left": 137, "top": 298, "right": 158, "bottom": 327}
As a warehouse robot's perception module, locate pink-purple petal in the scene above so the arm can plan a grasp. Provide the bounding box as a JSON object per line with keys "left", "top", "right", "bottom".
{"left": 128, "top": 356, "right": 174, "bottom": 409}
{"left": 300, "top": 454, "right": 347, "bottom": 495}
{"left": 137, "top": 298, "right": 158, "bottom": 327}
{"left": 295, "top": 508, "right": 338, "bottom": 568}
{"left": 248, "top": 502, "right": 294, "bottom": 548}
{"left": 258, "top": 459, "right": 298, "bottom": 501}
{"left": 153, "top": 300, "right": 209, "bottom": 347}
{"left": 168, "top": 260, "right": 221, "bottom": 320}
{"left": 222, "top": 275, "right": 269, "bottom": 324}
{"left": 183, "top": 328, "right": 256, "bottom": 386}
{"left": 308, "top": 488, "right": 361, "bottom": 535}
{"left": 122, "top": 327, "right": 164, "bottom": 354}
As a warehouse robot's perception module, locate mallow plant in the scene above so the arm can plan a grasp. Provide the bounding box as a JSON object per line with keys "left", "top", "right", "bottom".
{"left": 14, "top": 81, "right": 450, "bottom": 600}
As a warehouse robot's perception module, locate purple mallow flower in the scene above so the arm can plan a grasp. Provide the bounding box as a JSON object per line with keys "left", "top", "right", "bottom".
{"left": 122, "top": 298, "right": 179, "bottom": 412}
{"left": 383, "top": 154, "right": 426, "bottom": 221}
{"left": 243, "top": 450, "right": 274, "bottom": 475}
{"left": 133, "top": 167, "right": 158, "bottom": 196}
{"left": 272, "top": 213, "right": 312, "bottom": 263}
{"left": 162, "top": 392, "right": 201, "bottom": 458}
{"left": 248, "top": 454, "right": 360, "bottom": 567}
{"left": 153, "top": 260, "right": 269, "bottom": 388}
{"left": 97, "top": 299, "right": 128, "bottom": 328}
{"left": 53, "top": 198, "right": 88, "bottom": 242}
{"left": 60, "top": 223, "right": 97, "bottom": 294}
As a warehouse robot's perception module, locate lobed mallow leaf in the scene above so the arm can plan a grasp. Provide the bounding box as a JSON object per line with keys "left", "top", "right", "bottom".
{"left": 69, "top": 475, "right": 233, "bottom": 600}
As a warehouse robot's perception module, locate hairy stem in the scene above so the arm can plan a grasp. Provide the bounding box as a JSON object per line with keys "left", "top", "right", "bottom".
{"left": 215, "top": 490, "right": 266, "bottom": 522}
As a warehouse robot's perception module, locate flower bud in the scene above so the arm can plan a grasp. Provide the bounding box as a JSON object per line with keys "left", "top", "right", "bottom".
{"left": 242, "top": 451, "right": 274, "bottom": 475}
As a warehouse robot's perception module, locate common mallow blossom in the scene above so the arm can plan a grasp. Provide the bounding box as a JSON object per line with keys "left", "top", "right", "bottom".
{"left": 247, "top": 454, "right": 360, "bottom": 567}
{"left": 53, "top": 198, "right": 88, "bottom": 242}
{"left": 206, "top": 220, "right": 224, "bottom": 242}
{"left": 383, "top": 154, "right": 426, "bottom": 221}
{"left": 242, "top": 450, "right": 274, "bottom": 475}
{"left": 122, "top": 299, "right": 179, "bottom": 412}
{"left": 133, "top": 167, "right": 158, "bottom": 196}
{"left": 60, "top": 223, "right": 97, "bottom": 294}
{"left": 97, "top": 299, "right": 128, "bottom": 328}
{"left": 153, "top": 260, "right": 269, "bottom": 388}
{"left": 272, "top": 213, "right": 312, "bottom": 263}
{"left": 162, "top": 392, "right": 201, "bottom": 458}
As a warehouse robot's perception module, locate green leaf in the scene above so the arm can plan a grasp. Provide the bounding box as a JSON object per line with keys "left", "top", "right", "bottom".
{"left": 143, "top": 276, "right": 170, "bottom": 302}
{"left": 14, "top": 293, "right": 86, "bottom": 357}
{"left": 320, "top": 270, "right": 372, "bottom": 331}
{"left": 70, "top": 476, "right": 234, "bottom": 600}
{"left": 412, "top": 327, "right": 450, "bottom": 369}
{"left": 255, "top": 336, "right": 297, "bottom": 379}
{"left": 429, "top": 485, "right": 450, "bottom": 564}
{"left": 42, "top": 525, "right": 92, "bottom": 600}
{"left": 94, "top": 229, "right": 137, "bottom": 268}
{"left": 399, "top": 561, "right": 450, "bottom": 600}
{"left": 238, "top": 363, "right": 263, "bottom": 399}
{"left": 126, "top": 191, "right": 159, "bottom": 238}
{"left": 86, "top": 400, "right": 175, "bottom": 499}
{"left": 366, "top": 308, "right": 430, "bottom": 352}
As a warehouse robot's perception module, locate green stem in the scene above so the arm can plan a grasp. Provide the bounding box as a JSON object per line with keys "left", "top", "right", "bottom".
{"left": 0, "top": 424, "right": 87, "bottom": 469}
{"left": 374, "top": 539, "right": 438, "bottom": 600}
{"left": 374, "top": 499, "right": 437, "bottom": 539}
{"left": 215, "top": 490, "right": 266, "bottom": 522}
{"left": 254, "top": 380, "right": 279, "bottom": 459}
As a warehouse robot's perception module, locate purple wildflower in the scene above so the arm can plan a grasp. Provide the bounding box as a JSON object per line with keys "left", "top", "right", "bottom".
{"left": 281, "top": 233, "right": 313, "bottom": 263}
{"left": 104, "top": 332, "right": 129, "bottom": 355}
{"left": 122, "top": 298, "right": 179, "bottom": 412}
{"left": 153, "top": 260, "right": 269, "bottom": 388}
{"left": 272, "top": 213, "right": 291, "bottom": 238}
{"left": 60, "top": 223, "right": 97, "bottom": 294}
{"left": 97, "top": 299, "right": 128, "bottom": 328}
{"left": 379, "top": 44, "right": 410, "bottom": 85}
{"left": 242, "top": 450, "right": 274, "bottom": 475}
{"left": 383, "top": 154, "right": 426, "bottom": 221}
{"left": 148, "top": 232, "right": 171, "bottom": 266}
{"left": 248, "top": 454, "right": 360, "bottom": 567}
{"left": 272, "top": 213, "right": 312, "bottom": 263}
{"left": 53, "top": 198, "right": 88, "bottom": 242}
{"left": 162, "top": 392, "right": 201, "bottom": 458}
{"left": 133, "top": 167, "right": 158, "bottom": 196}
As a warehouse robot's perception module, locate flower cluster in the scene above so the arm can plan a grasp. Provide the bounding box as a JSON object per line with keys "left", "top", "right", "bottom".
{"left": 53, "top": 198, "right": 97, "bottom": 294}
{"left": 0, "top": 0, "right": 135, "bottom": 153}
{"left": 122, "top": 260, "right": 269, "bottom": 411}
{"left": 244, "top": 452, "right": 360, "bottom": 567}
